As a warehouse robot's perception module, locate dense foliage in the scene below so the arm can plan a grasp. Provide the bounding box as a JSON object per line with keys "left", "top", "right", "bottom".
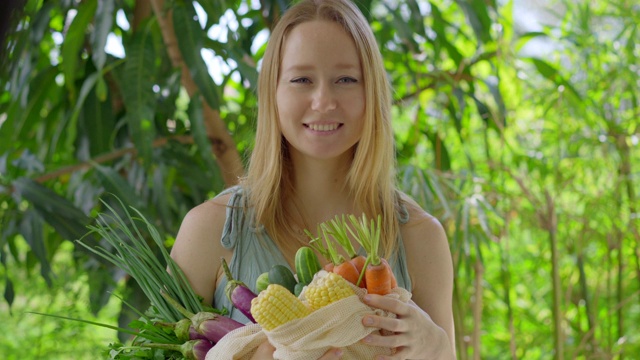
{"left": 0, "top": 0, "right": 638, "bottom": 359}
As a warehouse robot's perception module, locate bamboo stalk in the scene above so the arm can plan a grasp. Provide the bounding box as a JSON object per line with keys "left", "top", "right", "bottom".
{"left": 615, "top": 132, "right": 637, "bottom": 360}
{"left": 472, "top": 258, "right": 484, "bottom": 360}
{"left": 451, "top": 243, "right": 468, "bottom": 360}
{"left": 500, "top": 216, "right": 517, "bottom": 360}
{"left": 545, "top": 190, "right": 564, "bottom": 360}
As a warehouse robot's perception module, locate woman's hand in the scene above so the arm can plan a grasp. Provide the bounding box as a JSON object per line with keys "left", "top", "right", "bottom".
{"left": 360, "top": 295, "right": 453, "bottom": 360}
{"left": 250, "top": 340, "right": 344, "bottom": 359}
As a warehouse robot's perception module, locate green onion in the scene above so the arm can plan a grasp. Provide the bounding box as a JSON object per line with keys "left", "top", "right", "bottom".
{"left": 76, "top": 196, "right": 206, "bottom": 322}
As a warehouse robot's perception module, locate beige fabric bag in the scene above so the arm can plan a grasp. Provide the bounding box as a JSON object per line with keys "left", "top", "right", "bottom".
{"left": 206, "top": 272, "right": 412, "bottom": 360}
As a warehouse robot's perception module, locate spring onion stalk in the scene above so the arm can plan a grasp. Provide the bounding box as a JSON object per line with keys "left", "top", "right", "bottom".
{"left": 77, "top": 197, "right": 206, "bottom": 322}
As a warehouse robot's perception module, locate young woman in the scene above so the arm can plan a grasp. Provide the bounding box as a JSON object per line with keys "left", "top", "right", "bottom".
{"left": 171, "top": 0, "right": 455, "bottom": 359}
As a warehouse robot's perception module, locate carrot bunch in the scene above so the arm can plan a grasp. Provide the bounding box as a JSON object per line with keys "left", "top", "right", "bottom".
{"left": 306, "top": 214, "right": 397, "bottom": 295}
{"left": 347, "top": 214, "right": 397, "bottom": 295}
{"left": 305, "top": 223, "right": 361, "bottom": 287}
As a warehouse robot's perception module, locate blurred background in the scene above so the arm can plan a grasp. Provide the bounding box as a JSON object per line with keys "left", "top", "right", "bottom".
{"left": 0, "top": 0, "right": 638, "bottom": 358}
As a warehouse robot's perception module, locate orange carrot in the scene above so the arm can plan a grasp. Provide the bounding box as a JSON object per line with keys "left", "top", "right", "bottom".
{"left": 349, "top": 255, "right": 367, "bottom": 288}
{"left": 323, "top": 263, "right": 335, "bottom": 272}
{"left": 364, "top": 262, "right": 392, "bottom": 295}
{"left": 380, "top": 258, "right": 397, "bottom": 289}
{"left": 332, "top": 260, "right": 360, "bottom": 286}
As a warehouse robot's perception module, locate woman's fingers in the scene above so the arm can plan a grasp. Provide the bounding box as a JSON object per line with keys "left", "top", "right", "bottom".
{"left": 362, "top": 294, "right": 409, "bottom": 316}
{"left": 362, "top": 332, "right": 405, "bottom": 348}
{"left": 318, "top": 348, "right": 343, "bottom": 359}
{"left": 362, "top": 314, "right": 406, "bottom": 332}
{"left": 250, "top": 341, "right": 276, "bottom": 359}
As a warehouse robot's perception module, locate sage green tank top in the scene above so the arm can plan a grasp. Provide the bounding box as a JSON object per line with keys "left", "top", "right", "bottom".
{"left": 212, "top": 186, "right": 413, "bottom": 323}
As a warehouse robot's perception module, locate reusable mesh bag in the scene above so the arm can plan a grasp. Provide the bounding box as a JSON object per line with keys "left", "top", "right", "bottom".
{"left": 206, "top": 272, "right": 412, "bottom": 360}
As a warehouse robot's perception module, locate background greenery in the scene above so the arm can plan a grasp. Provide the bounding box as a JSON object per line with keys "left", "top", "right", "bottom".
{"left": 1, "top": 0, "right": 638, "bottom": 359}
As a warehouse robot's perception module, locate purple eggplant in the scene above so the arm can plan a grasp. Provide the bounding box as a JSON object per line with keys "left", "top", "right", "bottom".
{"left": 154, "top": 318, "right": 210, "bottom": 342}
{"left": 221, "top": 258, "right": 257, "bottom": 323}
{"left": 161, "top": 292, "right": 245, "bottom": 343}
{"left": 143, "top": 339, "right": 213, "bottom": 360}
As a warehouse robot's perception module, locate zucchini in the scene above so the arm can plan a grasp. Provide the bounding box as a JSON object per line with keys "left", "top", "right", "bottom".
{"left": 268, "top": 264, "right": 297, "bottom": 294}
{"left": 295, "top": 246, "right": 322, "bottom": 285}
{"left": 255, "top": 272, "right": 269, "bottom": 293}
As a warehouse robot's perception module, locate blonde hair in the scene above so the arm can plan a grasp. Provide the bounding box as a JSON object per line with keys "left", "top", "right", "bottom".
{"left": 242, "top": 0, "right": 400, "bottom": 259}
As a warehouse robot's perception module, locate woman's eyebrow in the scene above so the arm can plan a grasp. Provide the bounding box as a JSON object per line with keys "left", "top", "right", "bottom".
{"left": 282, "top": 63, "right": 360, "bottom": 72}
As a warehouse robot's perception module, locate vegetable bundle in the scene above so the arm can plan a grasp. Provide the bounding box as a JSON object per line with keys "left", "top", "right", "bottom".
{"left": 247, "top": 213, "right": 400, "bottom": 332}
{"left": 40, "top": 200, "right": 404, "bottom": 359}
{"left": 35, "top": 199, "right": 247, "bottom": 360}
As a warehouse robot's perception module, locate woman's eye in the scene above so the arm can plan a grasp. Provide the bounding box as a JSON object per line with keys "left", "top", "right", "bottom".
{"left": 291, "top": 77, "right": 310, "bottom": 84}
{"left": 338, "top": 77, "right": 358, "bottom": 84}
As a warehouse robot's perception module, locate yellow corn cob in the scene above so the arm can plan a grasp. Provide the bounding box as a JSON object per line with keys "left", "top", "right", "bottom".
{"left": 304, "top": 271, "right": 355, "bottom": 311}
{"left": 250, "top": 284, "right": 311, "bottom": 331}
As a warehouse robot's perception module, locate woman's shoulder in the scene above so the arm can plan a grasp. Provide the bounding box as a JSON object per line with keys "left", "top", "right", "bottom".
{"left": 396, "top": 192, "right": 447, "bottom": 244}
{"left": 184, "top": 190, "right": 234, "bottom": 223}
{"left": 172, "top": 187, "right": 242, "bottom": 252}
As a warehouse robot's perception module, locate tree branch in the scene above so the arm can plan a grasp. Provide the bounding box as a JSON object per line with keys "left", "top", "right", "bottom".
{"left": 33, "top": 135, "right": 194, "bottom": 184}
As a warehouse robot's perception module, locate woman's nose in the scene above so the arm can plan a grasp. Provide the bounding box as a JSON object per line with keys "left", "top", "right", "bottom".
{"left": 311, "top": 83, "right": 337, "bottom": 113}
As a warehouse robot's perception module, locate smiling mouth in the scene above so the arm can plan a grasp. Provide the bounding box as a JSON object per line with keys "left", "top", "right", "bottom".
{"left": 304, "top": 123, "right": 342, "bottom": 131}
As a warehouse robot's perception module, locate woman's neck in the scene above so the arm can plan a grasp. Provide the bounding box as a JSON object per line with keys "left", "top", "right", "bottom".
{"left": 288, "top": 150, "right": 358, "bottom": 228}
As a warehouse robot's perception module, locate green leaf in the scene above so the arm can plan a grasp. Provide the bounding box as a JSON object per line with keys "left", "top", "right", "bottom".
{"left": 93, "top": 164, "right": 145, "bottom": 210}
{"left": 20, "top": 210, "right": 53, "bottom": 286}
{"left": 90, "top": 0, "right": 114, "bottom": 70}
{"left": 2, "top": 66, "right": 58, "bottom": 147}
{"left": 353, "top": 0, "right": 373, "bottom": 21}
{"left": 525, "top": 57, "right": 582, "bottom": 101}
{"left": 61, "top": 0, "right": 98, "bottom": 98}
{"left": 406, "top": 0, "right": 427, "bottom": 40}
{"left": 86, "top": 263, "right": 119, "bottom": 315}
{"left": 454, "top": 0, "right": 493, "bottom": 45}
{"left": 121, "top": 25, "right": 157, "bottom": 163}
{"left": 423, "top": 130, "right": 452, "bottom": 172}
{"left": 187, "top": 96, "right": 219, "bottom": 173}
{"left": 194, "top": 0, "right": 225, "bottom": 30}
{"left": 11, "top": 177, "right": 92, "bottom": 241}
{"left": 429, "top": 2, "right": 463, "bottom": 65}
{"left": 173, "top": 1, "right": 221, "bottom": 110}
{"left": 3, "top": 277, "right": 14, "bottom": 310}
{"left": 226, "top": 44, "right": 259, "bottom": 88}
{"left": 515, "top": 31, "right": 549, "bottom": 52}
{"left": 78, "top": 82, "right": 115, "bottom": 157}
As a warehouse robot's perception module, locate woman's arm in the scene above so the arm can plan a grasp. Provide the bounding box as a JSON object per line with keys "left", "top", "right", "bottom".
{"left": 403, "top": 204, "right": 455, "bottom": 355}
{"left": 170, "top": 194, "right": 233, "bottom": 306}
{"left": 361, "top": 199, "right": 456, "bottom": 359}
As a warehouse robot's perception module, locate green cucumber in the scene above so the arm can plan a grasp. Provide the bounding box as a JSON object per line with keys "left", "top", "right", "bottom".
{"left": 268, "top": 264, "right": 297, "bottom": 294}
{"left": 295, "top": 246, "right": 322, "bottom": 285}
{"left": 255, "top": 272, "right": 269, "bottom": 293}
{"left": 294, "top": 282, "right": 306, "bottom": 297}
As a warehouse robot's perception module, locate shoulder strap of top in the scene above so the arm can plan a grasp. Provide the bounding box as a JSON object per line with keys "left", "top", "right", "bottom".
{"left": 219, "top": 185, "right": 266, "bottom": 249}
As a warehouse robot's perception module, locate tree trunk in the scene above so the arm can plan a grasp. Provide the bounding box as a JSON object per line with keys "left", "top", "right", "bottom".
{"left": 149, "top": 0, "right": 243, "bottom": 187}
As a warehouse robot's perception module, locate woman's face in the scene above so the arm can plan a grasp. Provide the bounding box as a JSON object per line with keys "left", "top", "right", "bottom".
{"left": 276, "top": 20, "right": 365, "bottom": 162}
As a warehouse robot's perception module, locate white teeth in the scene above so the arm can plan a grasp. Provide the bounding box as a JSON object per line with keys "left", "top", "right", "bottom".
{"left": 308, "top": 123, "right": 339, "bottom": 131}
